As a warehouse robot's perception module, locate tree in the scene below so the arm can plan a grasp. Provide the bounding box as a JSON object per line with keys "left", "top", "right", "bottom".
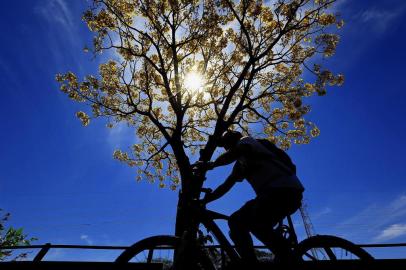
{"left": 56, "top": 0, "right": 343, "bottom": 267}
{"left": 0, "top": 210, "right": 36, "bottom": 261}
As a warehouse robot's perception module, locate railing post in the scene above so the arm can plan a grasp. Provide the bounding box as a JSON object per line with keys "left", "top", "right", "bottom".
{"left": 33, "top": 243, "right": 51, "bottom": 262}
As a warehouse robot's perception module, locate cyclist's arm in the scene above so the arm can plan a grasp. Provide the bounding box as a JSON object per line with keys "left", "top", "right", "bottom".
{"left": 211, "top": 143, "right": 250, "bottom": 168}
{"left": 205, "top": 163, "right": 244, "bottom": 203}
{"left": 205, "top": 175, "right": 238, "bottom": 203}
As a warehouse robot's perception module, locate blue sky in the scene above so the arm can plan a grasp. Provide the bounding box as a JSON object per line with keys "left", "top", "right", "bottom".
{"left": 1, "top": 0, "right": 406, "bottom": 261}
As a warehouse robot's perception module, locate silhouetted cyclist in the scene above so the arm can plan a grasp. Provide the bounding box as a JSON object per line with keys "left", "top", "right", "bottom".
{"left": 203, "top": 131, "right": 304, "bottom": 265}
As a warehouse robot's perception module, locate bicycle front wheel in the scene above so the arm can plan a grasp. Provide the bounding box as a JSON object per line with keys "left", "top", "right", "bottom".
{"left": 295, "top": 235, "right": 374, "bottom": 261}
{"left": 116, "top": 235, "right": 178, "bottom": 266}
{"left": 115, "top": 235, "right": 215, "bottom": 270}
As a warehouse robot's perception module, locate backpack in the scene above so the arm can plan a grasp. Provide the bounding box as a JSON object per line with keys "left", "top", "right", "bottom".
{"left": 257, "top": 139, "right": 297, "bottom": 174}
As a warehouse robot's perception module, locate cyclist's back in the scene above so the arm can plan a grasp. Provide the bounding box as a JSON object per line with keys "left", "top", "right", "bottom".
{"left": 233, "top": 136, "right": 304, "bottom": 195}
{"left": 204, "top": 131, "right": 304, "bottom": 265}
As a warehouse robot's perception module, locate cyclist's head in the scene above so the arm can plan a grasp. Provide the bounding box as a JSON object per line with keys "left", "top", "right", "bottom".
{"left": 218, "top": 130, "right": 242, "bottom": 150}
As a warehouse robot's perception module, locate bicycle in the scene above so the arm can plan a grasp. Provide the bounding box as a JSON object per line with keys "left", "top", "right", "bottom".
{"left": 115, "top": 187, "right": 374, "bottom": 269}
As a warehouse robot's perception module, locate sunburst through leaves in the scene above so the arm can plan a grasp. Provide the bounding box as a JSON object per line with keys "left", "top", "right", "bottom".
{"left": 184, "top": 71, "right": 205, "bottom": 93}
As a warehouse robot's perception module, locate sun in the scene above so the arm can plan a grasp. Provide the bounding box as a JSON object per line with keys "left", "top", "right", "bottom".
{"left": 184, "top": 71, "right": 204, "bottom": 92}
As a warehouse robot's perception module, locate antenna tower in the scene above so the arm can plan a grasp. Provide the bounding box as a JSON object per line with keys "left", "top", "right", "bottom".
{"left": 299, "top": 199, "right": 319, "bottom": 258}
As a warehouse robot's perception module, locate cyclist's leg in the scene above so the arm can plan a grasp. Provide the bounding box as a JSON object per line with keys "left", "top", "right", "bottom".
{"left": 250, "top": 188, "right": 303, "bottom": 260}
{"left": 250, "top": 208, "right": 288, "bottom": 259}
{"left": 228, "top": 200, "right": 258, "bottom": 264}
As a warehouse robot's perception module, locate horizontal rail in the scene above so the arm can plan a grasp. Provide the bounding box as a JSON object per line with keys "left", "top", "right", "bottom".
{"left": 0, "top": 244, "right": 128, "bottom": 250}
{"left": 0, "top": 262, "right": 162, "bottom": 270}
{"left": 1, "top": 259, "right": 406, "bottom": 270}
{"left": 263, "top": 260, "right": 406, "bottom": 270}
{"left": 358, "top": 243, "right": 406, "bottom": 248}
{"left": 2, "top": 242, "right": 405, "bottom": 265}
{"left": 2, "top": 242, "right": 406, "bottom": 250}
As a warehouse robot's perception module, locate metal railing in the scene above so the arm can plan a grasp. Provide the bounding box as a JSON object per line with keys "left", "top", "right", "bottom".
{"left": 1, "top": 242, "right": 406, "bottom": 270}
{"left": 2, "top": 242, "right": 406, "bottom": 258}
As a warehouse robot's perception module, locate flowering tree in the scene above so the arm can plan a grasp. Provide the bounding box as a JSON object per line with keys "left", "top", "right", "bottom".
{"left": 56, "top": 0, "right": 343, "bottom": 256}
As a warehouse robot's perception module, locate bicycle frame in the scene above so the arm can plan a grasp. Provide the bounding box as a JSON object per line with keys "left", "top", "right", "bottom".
{"left": 200, "top": 208, "right": 240, "bottom": 262}
{"left": 198, "top": 204, "right": 299, "bottom": 264}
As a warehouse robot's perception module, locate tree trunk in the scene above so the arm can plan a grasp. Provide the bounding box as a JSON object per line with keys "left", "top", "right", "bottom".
{"left": 172, "top": 126, "right": 227, "bottom": 269}
{"left": 169, "top": 135, "right": 203, "bottom": 269}
{"left": 173, "top": 175, "right": 204, "bottom": 270}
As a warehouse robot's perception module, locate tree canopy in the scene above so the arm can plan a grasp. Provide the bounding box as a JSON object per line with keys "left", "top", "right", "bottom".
{"left": 56, "top": 0, "right": 343, "bottom": 192}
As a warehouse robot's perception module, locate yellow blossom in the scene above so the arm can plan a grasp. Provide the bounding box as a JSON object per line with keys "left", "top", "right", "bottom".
{"left": 76, "top": 111, "right": 90, "bottom": 126}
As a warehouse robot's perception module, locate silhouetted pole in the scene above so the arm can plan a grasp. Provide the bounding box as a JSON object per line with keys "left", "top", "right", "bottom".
{"left": 300, "top": 200, "right": 318, "bottom": 259}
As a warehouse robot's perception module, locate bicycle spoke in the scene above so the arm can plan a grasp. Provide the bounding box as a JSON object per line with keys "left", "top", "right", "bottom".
{"left": 303, "top": 251, "right": 318, "bottom": 260}
{"left": 147, "top": 249, "right": 154, "bottom": 263}
{"left": 324, "top": 247, "right": 337, "bottom": 260}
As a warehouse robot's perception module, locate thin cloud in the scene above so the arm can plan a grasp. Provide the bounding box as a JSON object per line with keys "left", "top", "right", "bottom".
{"left": 312, "top": 206, "right": 332, "bottom": 220}
{"left": 339, "top": 194, "right": 406, "bottom": 228}
{"left": 44, "top": 248, "right": 66, "bottom": 260}
{"left": 391, "top": 194, "right": 406, "bottom": 210}
{"left": 335, "top": 194, "right": 406, "bottom": 242}
{"left": 35, "top": 0, "right": 74, "bottom": 31}
{"left": 359, "top": 6, "right": 406, "bottom": 33}
{"left": 374, "top": 224, "right": 406, "bottom": 242}
{"left": 80, "top": 234, "right": 94, "bottom": 245}
{"left": 34, "top": 0, "right": 82, "bottom": 63}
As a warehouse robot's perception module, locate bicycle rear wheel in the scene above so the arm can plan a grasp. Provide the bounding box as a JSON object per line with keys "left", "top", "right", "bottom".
{"left": 295, "top": 235, "right": 373, "bottom": 261}
{"left": 115, "top": 235, "right": 215, "bottom": 270}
